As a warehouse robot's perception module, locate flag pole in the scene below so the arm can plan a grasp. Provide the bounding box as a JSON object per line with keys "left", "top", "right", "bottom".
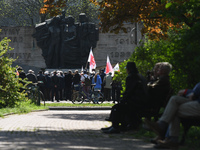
{"left": 86, "top": 47, "right": 92, "bottom": 70}
{"left": 85, "top": 61, "right": 88, "bottom": 70}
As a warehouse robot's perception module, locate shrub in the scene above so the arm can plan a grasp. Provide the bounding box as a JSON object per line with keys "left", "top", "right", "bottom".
{"left": 0, "top": 37, "right": 28, "bottom": 108}
{"left": 116, "top": 25, "right": 200, "bottom": 94}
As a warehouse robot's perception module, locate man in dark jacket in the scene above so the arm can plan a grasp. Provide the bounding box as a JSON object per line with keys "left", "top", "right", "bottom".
{"left": 37, "top": 70, "right": 46, "bottom": 96}
{"left": 72, "top": 70, "right": 81, "bottom": 91}
{"left": 58, "top": 71, "right": 65, "bottom": 100}
{"left": 102, "top": 62, "right": 148, "bottom": 133}
{"left": 44, "top": 71, "right": 52, "bottom": 101}
{"left": 51, "top": 71, "right": 59, "bottom": 102}
{"left": 26, "top": 70, "right": 37, "bottom": 88}
{"left": 100, "top": 69, "right": 106, "bottom": 93}
{"left": 64, "top": 70, "right": 73, "bottom": 100}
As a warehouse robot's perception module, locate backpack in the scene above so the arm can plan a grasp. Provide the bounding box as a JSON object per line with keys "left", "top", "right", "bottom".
{"left": 84, "top": 76, "right": 91, "bottom": 86}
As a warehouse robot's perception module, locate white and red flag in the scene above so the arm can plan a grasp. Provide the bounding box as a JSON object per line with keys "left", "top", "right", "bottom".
{"left": 113, "top": 63, "right": 120, "bottom": 72}
{"left": 87, "top": 48, "right": 96, "bottom": 73}
{"left": 105, "top": 55, "right": 114, "bottom": 76}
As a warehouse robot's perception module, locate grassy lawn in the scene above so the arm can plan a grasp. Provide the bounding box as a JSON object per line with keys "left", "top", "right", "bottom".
{"left": 0, "top": 101, "right": 114, "bottom": 117}
{"left": 43, "top": 102, "right": 114, "bottom": 107}
{"left": 0, "top": 101, "right": 48, "bottom": 117}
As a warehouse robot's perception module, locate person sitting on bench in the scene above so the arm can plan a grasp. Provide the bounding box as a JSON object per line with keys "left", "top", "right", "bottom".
{"left": 144, "top": 82, "right": 200, "bottom": 149}
{"left": 101, "top": 62, "right": 148, "bottom": 133}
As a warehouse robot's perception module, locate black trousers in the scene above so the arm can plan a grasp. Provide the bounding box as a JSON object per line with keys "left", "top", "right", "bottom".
{"left": 110, "top": 103, "right": 142, "bottom": 128}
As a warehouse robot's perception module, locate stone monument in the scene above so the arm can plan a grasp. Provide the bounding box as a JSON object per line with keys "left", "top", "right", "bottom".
{"left": 32, "top": 12, "right": 99, "bottom": 69}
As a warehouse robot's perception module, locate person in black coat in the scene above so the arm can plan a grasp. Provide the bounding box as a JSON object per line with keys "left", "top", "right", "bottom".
{"left": 58, "top": 71, "right": 65, "bottom": 100}
{"left": 100, "top": 69, "right": 106, "bottom": 93}
{"left": 44, "top": 71, "right": 52, "bottom": 101}
{"left": 72, "top": 70, "right": 81, "bottom": 91}
{"left": 26, "top": 70, "right": 37, "bottom": 88}
{"left": 37, "top": 70, "right": 46, "bottom": 96}
{"left": 64, "top": 70, "right": 73, "bottom": 100}
{"left": 101, "top": 62, "right": 148, "bottom": 133}
{"left": 51, "top": 71, "right": 59, "bottom": 102}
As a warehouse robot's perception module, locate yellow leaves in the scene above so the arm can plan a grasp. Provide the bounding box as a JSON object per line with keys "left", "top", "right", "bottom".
{"left": 105, "top": 2, "right": 111, "bottom": 7}
{"left": 40, "top": 0, "right": 66, "bottom": 16}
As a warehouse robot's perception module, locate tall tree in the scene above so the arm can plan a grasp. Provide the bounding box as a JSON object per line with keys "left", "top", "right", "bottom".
{"left": 40, "top": 0, "right": 99, "bottom": 23}
{"left": 40, "top": 0, "right": 66, "bottom": 18}
{"left": 0, "top": 0, "right": 43, "bottom": 26}
{"left": 90, "top": 0, "right": 200, "bottom": 40}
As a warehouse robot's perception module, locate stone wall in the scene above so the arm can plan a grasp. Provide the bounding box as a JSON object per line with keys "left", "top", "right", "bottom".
{"left": 0, "top": 26, "right": 46, "bottom": 72}
{"left": 0, "top": 23, "right": 143, "bottom": 72}
{"left": 94, "top": 23, "right": 143, "bottom": 68}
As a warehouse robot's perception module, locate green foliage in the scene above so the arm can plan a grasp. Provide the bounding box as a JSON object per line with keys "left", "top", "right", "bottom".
{"left": 0, "top": 37, "right": 28, "bottom": 108}
{"left": 65, "top": 0, "right": 100, "bottom": 24}
{"left": 0, "top": 101, "right": 48, "bottom": 117}
{"left": 0, "top": 0, "right": 42, "bottom": 26}
{"left": 116, "top": 24, "right": 200, "bottom": 93}
{"left": 44, "top": 102, "right": 114, "bottom": 107}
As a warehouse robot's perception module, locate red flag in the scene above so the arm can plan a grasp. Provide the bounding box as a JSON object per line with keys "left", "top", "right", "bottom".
{"left": 106, "top": 55, "right": 114, "bottom": 75}
{"left": 88, "top": 48, "right": 96, "bottom": 73}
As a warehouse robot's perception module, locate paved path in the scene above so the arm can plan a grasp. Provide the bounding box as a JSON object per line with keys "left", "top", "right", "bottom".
{"left": 0, "top": 110, "right": 159, "bottom": 150}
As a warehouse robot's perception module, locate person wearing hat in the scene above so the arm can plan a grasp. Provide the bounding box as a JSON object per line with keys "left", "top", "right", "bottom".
{"left": 26, "top": 69, "right": 37, "bottom": 88}
{"left": 101, "top": 62, "right": 148, "bottom": 133}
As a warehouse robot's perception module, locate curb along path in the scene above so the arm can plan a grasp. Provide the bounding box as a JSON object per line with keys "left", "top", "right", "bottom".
{"left": 0, "top": 110, "right": 157, "bottom": 150}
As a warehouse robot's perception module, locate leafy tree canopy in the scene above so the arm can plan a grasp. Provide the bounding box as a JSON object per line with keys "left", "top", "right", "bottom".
{"left": 90, "top": 0, "right": 200, "bottom": 40}
{"left": 115, "top": 24, "right": 200, "bottom": 93}
{"left": 40, "top": 0, "right": 99, "bottom": 23}
{"left": 0, "top": 0, "right": 43, "bottom": 26}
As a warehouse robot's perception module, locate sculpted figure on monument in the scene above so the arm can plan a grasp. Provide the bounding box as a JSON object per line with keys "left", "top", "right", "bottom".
{"left": 78, "top": 13, "right": 99, "bottom": 65}
{"left": 33, "top": 12, "right": 99, "bottom": 69}
{"left": 60, "top": 15, "right": 79, "bottom": 68}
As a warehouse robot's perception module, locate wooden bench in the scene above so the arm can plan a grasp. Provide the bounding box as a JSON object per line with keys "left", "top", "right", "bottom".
{"left": 180, "top": 117, "right": 200, "bottom": 145}
{"left": 140, "top": 88, "right": 174, "bottom": 121}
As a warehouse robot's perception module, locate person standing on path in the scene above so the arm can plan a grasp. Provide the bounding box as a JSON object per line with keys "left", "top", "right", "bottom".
{"left": 104, "top": 72, "right": 112, "bottom": 101}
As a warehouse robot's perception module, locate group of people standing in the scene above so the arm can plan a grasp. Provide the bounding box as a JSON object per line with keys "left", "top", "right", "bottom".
{"left": 16, "top": 66, "right": 122, "bottom": 103}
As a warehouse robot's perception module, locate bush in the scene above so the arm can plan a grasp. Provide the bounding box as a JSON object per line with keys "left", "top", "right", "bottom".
{"left": 0, "top": 37, "right": 28, "bottom": 108}
{"left": 116, "top": 25, "right": 200, "bottom": 93}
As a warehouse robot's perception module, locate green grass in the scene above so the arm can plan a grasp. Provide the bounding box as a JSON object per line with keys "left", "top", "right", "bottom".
{"left": 0, "top": 101, "right": 48, "bottom": 117}
{"left": 43, "top": 102, "right": 114, "bottom": 107}
{"left": 0, "top": 101, "right": 114, "bottom": 117}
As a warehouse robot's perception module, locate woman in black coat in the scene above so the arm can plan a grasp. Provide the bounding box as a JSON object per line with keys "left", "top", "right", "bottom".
{"left": 102, "top": 62, "right": 148, "bottom": 133}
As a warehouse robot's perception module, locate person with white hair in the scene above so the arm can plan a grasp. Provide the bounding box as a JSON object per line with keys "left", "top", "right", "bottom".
{"left": 44, "top": 71, "right": 52, "bottom": 101}
{"left": 26, "top": 69, "right": 37, "bottom": 87}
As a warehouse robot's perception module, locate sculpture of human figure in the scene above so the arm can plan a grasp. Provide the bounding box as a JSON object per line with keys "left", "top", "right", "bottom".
{"left": 60, "top": 15, "right": 79, "bottom": 68}
{"left": 78, "top": 13, "right": 91, "bottom": 65}
{"left": 33, "top": 12, "right": 99, "bottom": 69}
{"left": 46, "top": 16, "right": 61, "bottom": 68}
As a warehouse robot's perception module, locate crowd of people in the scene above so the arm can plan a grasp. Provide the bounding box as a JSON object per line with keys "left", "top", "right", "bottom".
{"left": 16, "top": 66, "right": 122, "bottom": 103}
{"left": 16, "top": 61, "right": 200, "bottom": 149}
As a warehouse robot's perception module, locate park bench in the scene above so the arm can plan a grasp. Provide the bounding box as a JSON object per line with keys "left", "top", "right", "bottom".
{"left": 140, "top": 88, "right": 174, "bottom": 121}
{"left": 180, "top": 116, "right": 200, "bottom": 145}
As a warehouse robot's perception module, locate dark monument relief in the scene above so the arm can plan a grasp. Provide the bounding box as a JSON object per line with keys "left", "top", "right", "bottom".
{"left": 32, "top": 12, "right": 99, "bottom": 69}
